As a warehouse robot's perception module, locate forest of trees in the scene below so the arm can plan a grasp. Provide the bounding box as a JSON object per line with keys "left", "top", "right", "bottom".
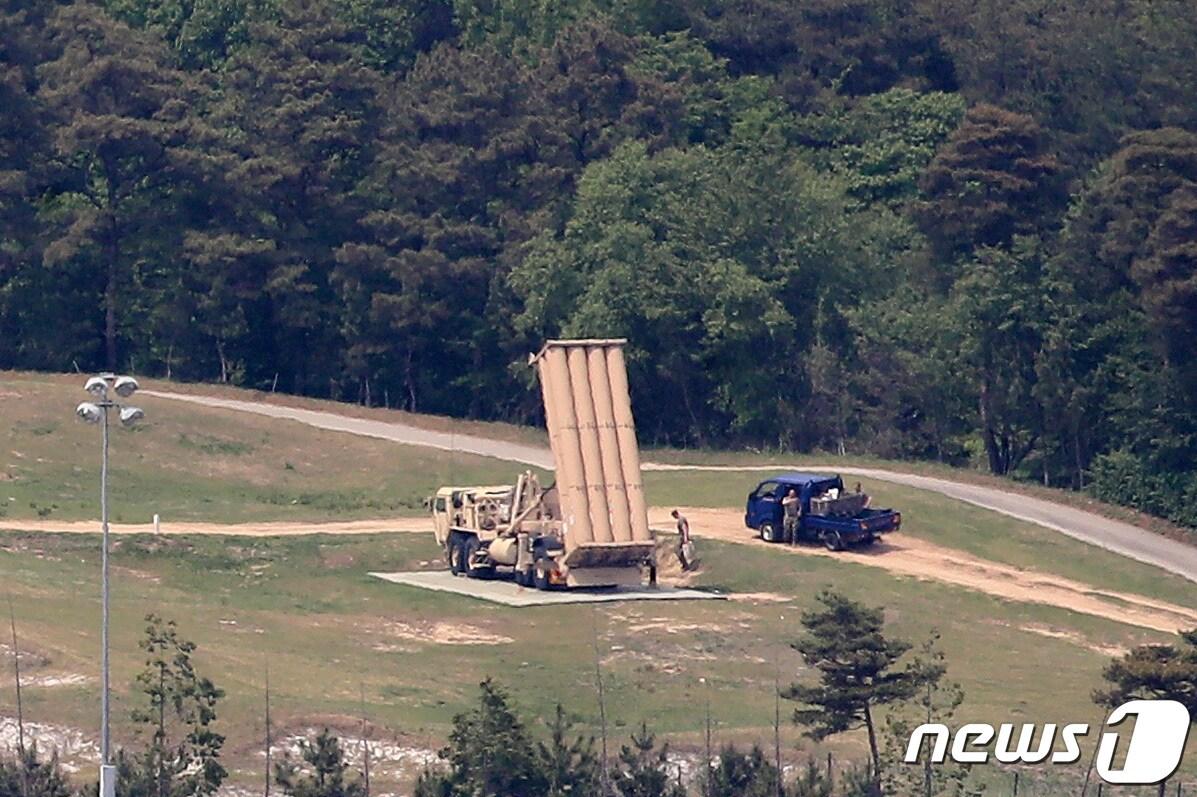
{"left": 1, "top": 0, "right": 1196, "bottom": 526}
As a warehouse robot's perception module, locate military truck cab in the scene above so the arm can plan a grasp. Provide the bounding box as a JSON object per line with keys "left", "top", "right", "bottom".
{"left": 429, "top": 475, "right": 573, "bottom": 588}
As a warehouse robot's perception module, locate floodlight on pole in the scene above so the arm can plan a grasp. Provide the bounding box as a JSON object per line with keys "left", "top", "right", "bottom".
{"left": 84, "top": 377, "right": 109, "bottom": 398}
{"left": 74, "top": 373, "right": 145, "bottom": 797}
{"left": 113, "top": 376, "right": 139, "bottom": 398}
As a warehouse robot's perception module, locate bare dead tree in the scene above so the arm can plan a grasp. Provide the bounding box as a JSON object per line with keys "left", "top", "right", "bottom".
{"left": 591, "top": 608, "right": 610, "bottom": 797}
{"left": 360, "top": 684, "right": 371, "bottom": 797}
{"left": 9, "top": 595, "right": 28, "bottom": 797}
{"left": 264, "top": 664, "right": 272, "bottom": 797}
{"left": 704, "top": 689, "right": 713, "bottom": 797}
{"left": 1079, "top": 710, "right": 1106, "bottom": 797}
{"left": 773, "top": 671, "right": 782, "bottom": 797}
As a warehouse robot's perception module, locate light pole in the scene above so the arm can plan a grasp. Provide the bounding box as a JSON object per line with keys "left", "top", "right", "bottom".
{"left": 76, "top": 374, "right": 144, "bottom": 797}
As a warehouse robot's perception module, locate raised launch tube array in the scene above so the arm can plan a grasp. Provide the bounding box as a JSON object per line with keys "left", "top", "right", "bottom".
{"left": 533, "top": 339, "right": 652, "bottom": 560}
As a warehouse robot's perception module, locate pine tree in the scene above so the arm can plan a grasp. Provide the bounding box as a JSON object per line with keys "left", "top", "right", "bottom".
{"left": 125, "top": 614, "right": 226, "bottom": 797}
{"left": 533, "top": 21, "right": 683, "bottom": 176}
{"left": 275, "top": 730, "right": 366, "bottom": 797}
{"left": 1094, "top": 628, "right": 1197, "bottom": 797}
{"left": 611, "top": 724, "right": 684, "bottom": 797}
{"left": 0, "top": 746, "right": 73, "bottom": 797}
{"left": 537, "top": 705, "right": 601, "bottom": 797}
{"left": 188, "top": 0, "right": 383, "bottom": 393}
{"left": 707, "top": 744, "right": 781, "bottom": 797}
{"left": 915, "top": 103, "right": 1062, "bottom": 271}
{"left": 438, "top": 679, "right": 545, "bottom": 797}
{"left": 1094, "top": 628, "right": 1197, "bottom": 714}
{"left": 36, "top": 1, "right": 196, "bottom": 371}
{"left": 881, "top": 633, "right": 968, "bottom": 797}
{"left": 0, "top": 0, "right": 63, "bottom": 370}
{"left": 784, "top": 590, "right": 920, "bottom": 794}
{"left": 1046, "top": 127, "right": 1197, "bottom": 500}
{"left": 336, "top": 40, "right": 544, "bottom": 415}
{"left": 1135, "top": 185, "right": 1197, "bottom": 389}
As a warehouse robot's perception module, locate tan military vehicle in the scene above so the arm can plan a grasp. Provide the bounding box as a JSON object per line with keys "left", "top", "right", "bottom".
{"left": 428, "top": 339, "right": 655, "bottom": 589}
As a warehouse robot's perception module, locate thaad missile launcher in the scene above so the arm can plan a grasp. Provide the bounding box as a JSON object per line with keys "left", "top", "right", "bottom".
{"left": 429, "top": 339, "right": 655, "bottom": 589}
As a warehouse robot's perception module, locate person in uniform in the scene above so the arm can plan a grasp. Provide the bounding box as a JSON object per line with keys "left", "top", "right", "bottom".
{"left": 782, "top": 487, "right": 801, "bottom": 543}
{"left": 671, "top": 508, "right": 694, "bottom": 570}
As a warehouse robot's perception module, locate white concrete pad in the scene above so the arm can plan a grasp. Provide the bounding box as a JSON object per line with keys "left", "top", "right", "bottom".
{"left": 368, "top": 570, "right": 726, "bottom": 607}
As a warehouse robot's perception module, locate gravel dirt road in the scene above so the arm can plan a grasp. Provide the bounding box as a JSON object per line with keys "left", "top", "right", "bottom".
{"left": 138, "top": 390, "right": 1197, "bottom": 583}
{"left": 645, "top": 507, "right": 1197, "bottom": 634}
{"left": 9, "top": 506, "right": 1191, "bottom": 632}
{"left": 9, "top": 390, "right": 1196, "bottom": 629}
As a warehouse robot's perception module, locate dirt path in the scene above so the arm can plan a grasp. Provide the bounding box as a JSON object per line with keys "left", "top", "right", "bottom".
{"left": 647, "top": 507, "right": 1197, "bottom": 634}
{"left": 7, "top": 508, "right": 1193, "bottom": 633}
{"left": 1, "top": 517, "right": 427, "bottom": 535}
{"left": 139, "top": 391, "right": 1197, "bottom": 584}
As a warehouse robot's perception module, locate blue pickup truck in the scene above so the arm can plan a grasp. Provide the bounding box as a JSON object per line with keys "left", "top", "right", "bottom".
{"left": 744, "top": 472, "right": 901, "bottom": 550}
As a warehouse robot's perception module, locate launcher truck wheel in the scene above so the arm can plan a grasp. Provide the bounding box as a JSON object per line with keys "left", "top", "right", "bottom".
{"left": 462, "top": 536, "right": 495, "bottom": 579}
{"left": 448, "top": 533, "right": 467, "bottom": 575}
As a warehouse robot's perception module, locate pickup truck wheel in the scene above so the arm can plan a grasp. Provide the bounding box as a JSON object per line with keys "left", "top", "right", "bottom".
{"left": 760, "top": 522, "right": 778, "bottom": 543}
{"left": 861, "top": 534, "right": 877, "bottom": 546}
{"left": 823, "top": 531, "right": 845, "bottom": 552}
{"left": 533, "top": 561, "right": 552, "bottom": 591}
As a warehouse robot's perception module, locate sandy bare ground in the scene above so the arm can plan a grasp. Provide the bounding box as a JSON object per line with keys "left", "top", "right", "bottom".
{"left": 0, "top": 517, "right": 427, "bottom": 535}
{"left": 649, "top": 507, "right": 1197, "bottom": 634}
{"left": 7, "top": 508, "right": 1193, "bottom": 633}
{"left": 135, "top": 390, "right": 1197, "bottom": 583}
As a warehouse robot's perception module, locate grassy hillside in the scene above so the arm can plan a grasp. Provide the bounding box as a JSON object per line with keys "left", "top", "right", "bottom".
{"left": 0, "top": 530, "right": 1181, "bottom": 793}
{"left": 4, "top": 371, "right": 1197, "bottom": 793}
{"left": 5, "top": 370, "right": 1187, "bottom": 538}
{"left": 1, "top": 373, "right": 548, "bottom": 524}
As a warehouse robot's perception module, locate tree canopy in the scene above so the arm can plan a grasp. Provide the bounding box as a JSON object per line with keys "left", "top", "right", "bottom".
{"left": 3, "top": 0, "right": 1197, "bottom": 527}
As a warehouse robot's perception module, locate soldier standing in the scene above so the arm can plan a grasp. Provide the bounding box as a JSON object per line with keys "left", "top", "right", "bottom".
{"left": 782, "top": 487, "right": 801, "bottom": 544}
{"left": 671, "top": 509, "right": 695, "bottom": 570}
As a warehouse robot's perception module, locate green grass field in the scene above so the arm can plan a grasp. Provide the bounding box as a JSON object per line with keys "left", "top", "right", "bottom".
{"left": 1, "top": 374, "right": 548, "bottom": 523}
{"left": 3, "top": 371, "right": 1196, "bottom": 793}
{"left": 0, "top": 530, "right": 1179, "bottom": 791}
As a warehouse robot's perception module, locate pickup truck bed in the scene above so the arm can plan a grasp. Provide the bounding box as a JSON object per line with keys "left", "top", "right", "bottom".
{"left": 803, "top": 507, "right": 900, "bottom": 549}
{"left": 744, "top": 472, "right": 901, "bottom": 550}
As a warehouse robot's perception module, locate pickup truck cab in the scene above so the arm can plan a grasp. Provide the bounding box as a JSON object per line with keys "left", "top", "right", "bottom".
{"left": 744, "top": 472, "right": 901, "bottom": 550}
